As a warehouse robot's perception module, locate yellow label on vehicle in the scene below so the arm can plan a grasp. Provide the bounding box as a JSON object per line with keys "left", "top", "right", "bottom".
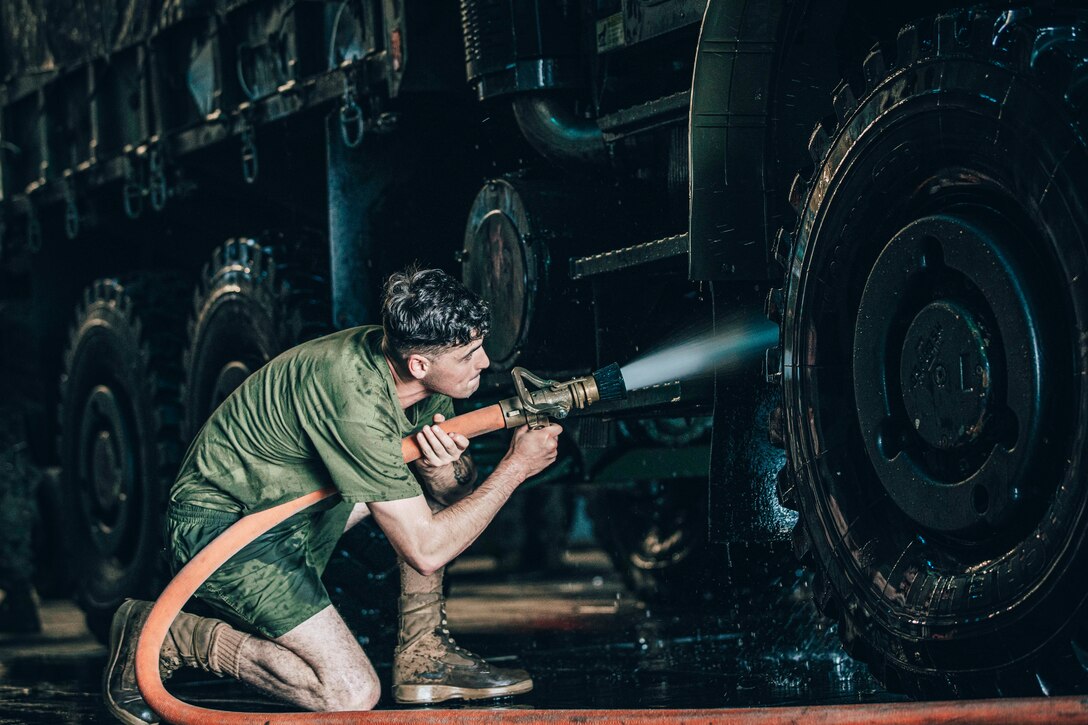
{"left": 596, "top": 12, "right": 625, "bottom": 53}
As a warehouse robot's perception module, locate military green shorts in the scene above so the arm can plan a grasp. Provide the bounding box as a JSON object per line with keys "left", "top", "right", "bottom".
{"left": 166, "top": 498, "right": 353, "bottom": 639}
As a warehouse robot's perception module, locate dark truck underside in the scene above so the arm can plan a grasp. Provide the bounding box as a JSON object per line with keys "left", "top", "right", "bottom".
{"left": 2, "top": 0, "right": 1088, "bottom": 698}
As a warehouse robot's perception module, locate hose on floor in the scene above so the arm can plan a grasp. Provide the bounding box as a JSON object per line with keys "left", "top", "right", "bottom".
{"left": 134, "top": 407, "right": 1088, "bottom": 724}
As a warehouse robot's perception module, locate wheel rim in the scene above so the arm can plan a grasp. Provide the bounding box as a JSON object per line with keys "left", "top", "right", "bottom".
{"left": 608, "top": 480, "right": 704, "bottom": 573}
{"left": 853, "top": 212, "right": 1044, "bottom": 535}
{"left": 462, "top": 181, "right": 537, "bottom": 371}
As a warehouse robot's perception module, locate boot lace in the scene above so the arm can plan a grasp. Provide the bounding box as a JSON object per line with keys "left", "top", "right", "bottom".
{"left": 433, "top": 601, "right": 483, "bottom": 663}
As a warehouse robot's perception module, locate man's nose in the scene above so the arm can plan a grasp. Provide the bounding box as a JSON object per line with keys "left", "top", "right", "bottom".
{"left": 477, "top": 349, "right": 490, "bottom": 370}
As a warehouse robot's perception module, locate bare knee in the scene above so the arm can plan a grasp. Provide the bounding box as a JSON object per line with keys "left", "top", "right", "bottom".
{"left": 353, "top": 684, "right": 381, "bottom": 711}
{"left": 316, "top": 681, "right": 380, "bottom": 712}
{"left": 273, "top": 606, "right": 381, "bottom": 711}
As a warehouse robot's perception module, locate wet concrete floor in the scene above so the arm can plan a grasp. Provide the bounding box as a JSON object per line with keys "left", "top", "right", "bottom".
{"left": 0, "top": 551, "right": 902, "bottom": 722}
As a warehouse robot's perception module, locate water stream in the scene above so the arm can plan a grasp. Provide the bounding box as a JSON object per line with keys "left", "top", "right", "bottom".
{"left": 620, "top": 315, "right": 779, "bottom": 391}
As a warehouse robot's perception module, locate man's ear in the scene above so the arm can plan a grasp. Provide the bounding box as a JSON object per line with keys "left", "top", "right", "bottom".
{"left": 406, "top": 353, "right": 430, "bottom": 380}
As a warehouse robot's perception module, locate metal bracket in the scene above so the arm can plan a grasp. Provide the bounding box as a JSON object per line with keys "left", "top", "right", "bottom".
{"left": 149, "top": 144, "right": 168, "bottom": 211}
{"left": 122, "top": 152, "right": 144, "bottom": 220}
{"left": 572, "top": 381, "right": 684, "bottom": 416}
{"left": 64, "top": 181, "right": 79, "bottom": 239}
{"left": 570, "top": 233, "right": 688, "bottom": 280}
{"left": 240, "top": 125, "right": 259, "bottom": 184}
{"left": 339, "top": 67, "right": 364, "bottom": 148}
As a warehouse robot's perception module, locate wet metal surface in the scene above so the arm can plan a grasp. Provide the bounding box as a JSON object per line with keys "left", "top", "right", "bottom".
{"left": 0, "top": 552, "right": 900, "bottom": 723}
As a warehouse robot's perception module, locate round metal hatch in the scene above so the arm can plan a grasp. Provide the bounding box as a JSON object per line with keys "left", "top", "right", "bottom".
{"left": 462, "top": 179, "right": 538, "bottom": 370}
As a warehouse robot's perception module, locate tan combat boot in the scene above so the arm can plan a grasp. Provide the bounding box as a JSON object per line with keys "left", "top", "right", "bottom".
{"left": 392, "top": 588, "right": 533, "bottom": 704}
{"left": 102, "top": 599, "right": 250, "bottom": 725}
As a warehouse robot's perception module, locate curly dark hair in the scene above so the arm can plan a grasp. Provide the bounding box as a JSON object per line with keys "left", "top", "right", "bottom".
{"left": 381, "top": 266, "right": 491, "bottom": 359}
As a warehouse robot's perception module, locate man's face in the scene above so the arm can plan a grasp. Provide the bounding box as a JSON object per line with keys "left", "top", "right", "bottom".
{"left": 420, "top": 338, "right": 490, "bottom": 398}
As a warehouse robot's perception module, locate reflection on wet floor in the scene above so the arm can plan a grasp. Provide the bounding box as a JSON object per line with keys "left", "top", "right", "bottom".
{"left": 445, "top": 552, "right": 899, "bottom": 711}
{"left": 0, "top": 551, "right": 900, "bottom": 723}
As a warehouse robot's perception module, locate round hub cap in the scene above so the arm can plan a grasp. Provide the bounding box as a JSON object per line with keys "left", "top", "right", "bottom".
{"left": 852, "top": 213, "right": 1046, "bottom": 533}
{"left": 900, "top": 300, "right": 992, "bottom": 450}
{"left": 92, "top": 430, "right": 122, "bottom": 511}
{"left": 79, "top": 384, "right": 135, "bottom": 553}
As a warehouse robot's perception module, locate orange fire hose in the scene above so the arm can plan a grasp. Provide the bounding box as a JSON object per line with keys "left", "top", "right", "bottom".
{"left": 134, "top": 406, "right": 1088, "bottom": 724}
{"left": 400, "top": 404, "right": 508, "bottom": 463}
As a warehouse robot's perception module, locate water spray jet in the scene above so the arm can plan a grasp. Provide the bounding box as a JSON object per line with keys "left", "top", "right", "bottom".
{"left": 620, "top": 316, "right": 779, "bottom": 391}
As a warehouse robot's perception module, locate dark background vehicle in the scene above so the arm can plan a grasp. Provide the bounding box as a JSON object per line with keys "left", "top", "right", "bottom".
{"left": 2, "top": 0, "right": 1086, "bottom": 698}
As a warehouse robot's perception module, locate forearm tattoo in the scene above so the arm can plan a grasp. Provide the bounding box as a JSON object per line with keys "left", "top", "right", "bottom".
{"left": 452, "top": 455, "right": 478, "bottom": 488}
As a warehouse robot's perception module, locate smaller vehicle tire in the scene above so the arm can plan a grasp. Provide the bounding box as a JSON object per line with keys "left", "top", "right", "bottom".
{"left": 58, "top": 275, "right": 187, "bottom": 641}
{"left": 182, "top": 237, "right": 329, "bottom": 439}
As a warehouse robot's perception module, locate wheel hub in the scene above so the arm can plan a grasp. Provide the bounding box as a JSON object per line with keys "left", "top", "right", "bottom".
{"left": 853, "top": 212, "right": 1045, "bottom": 534}
{"left": 78, "top": 385, "right": 135, "bottom": 553}
{"left": 899, "top": 300, "right": 993, "bottom": 450}
{"left": 92, "top": 430, "right": 122, "bottom": 511}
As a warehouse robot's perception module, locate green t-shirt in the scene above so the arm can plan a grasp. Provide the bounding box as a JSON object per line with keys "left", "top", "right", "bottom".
{"left": 171, "top": 325, "right": 453, "bottom": 514}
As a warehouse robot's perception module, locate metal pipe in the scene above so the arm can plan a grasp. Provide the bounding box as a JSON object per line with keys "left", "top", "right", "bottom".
{"left": 511, "top": 93, "right": 608, "bottom": 168}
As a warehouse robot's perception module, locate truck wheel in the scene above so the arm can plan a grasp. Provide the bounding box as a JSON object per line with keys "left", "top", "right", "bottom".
{"left": 772, "top": 9, "right": 1088, "bottom": 695}
{"left": 58, "top": 275, "right": 186, "bottom": 640}
{"left": 182, "top": 237, "right": 328, "bottom": 439}
{"left": 182, "top": 237, "right": 395, "bottom": 646}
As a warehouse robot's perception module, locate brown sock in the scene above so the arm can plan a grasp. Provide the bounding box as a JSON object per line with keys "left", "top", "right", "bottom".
{"left": 399, "top": 557, "right": 443, "bottom": 595}
{"left": 397, "top": 559, "right": 445, "bottom": 649}
{"left": 207, "top": 624, "right": 251, "bottom": 680}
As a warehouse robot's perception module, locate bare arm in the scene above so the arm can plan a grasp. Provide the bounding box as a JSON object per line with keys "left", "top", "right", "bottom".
{"left": 369, "top": 423, "right": 561, "bottom": 574}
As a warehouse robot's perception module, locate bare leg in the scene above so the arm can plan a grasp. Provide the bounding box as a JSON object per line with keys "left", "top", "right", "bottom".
{"left": 236, "top": 605, "right": 380, "bottom": 712}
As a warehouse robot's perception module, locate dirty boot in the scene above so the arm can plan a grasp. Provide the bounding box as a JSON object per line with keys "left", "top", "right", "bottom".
{"left": 102, "top": 599, "right": 251, "bottom": 725}
{"left": 392, "top": 591, "right": 533, "bottom": 704}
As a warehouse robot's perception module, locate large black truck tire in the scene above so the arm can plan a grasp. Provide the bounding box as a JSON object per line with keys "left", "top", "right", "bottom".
{"left": 182, "top": 236, "right": 398, "bottom": 649}
{"left": 771, "top": 8, "right": 1088, "bottom": 696}
{"left": 58, "top": 275, "right": 187, "bottom": 641}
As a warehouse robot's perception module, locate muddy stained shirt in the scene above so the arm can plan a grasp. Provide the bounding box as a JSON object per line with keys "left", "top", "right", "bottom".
{"left": 171, "top": 325, "right": 454, "bottom": 514}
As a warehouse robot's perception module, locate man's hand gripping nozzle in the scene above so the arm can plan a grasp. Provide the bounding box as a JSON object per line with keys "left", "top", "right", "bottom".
{"left": 401, "top": 363, "right": 626, "bottom": 463}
